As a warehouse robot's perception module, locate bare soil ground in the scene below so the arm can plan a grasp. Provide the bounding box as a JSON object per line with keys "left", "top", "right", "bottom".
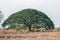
{"left": 0, "top": 30, "right": 60, "bottom": 40}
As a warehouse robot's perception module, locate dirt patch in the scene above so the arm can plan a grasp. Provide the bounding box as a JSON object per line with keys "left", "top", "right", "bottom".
{"left": 0, "top": 30, "right": 60, "bottom": 40}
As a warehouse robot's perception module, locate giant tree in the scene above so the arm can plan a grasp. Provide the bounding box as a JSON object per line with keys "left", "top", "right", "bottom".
{"left": 2, "top": 9, "right": 54, "bottom": 31}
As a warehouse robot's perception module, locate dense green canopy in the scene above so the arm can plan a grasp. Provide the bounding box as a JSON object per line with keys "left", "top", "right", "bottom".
{"left": 2, "top": 9, "right": 54, "bottom": 31}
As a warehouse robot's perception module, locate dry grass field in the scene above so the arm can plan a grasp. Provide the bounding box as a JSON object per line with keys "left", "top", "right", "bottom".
{"left": 0, "top": 30, "right": 60, "bottom": 40}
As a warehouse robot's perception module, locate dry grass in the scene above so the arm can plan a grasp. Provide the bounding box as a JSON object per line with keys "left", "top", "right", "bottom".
{"left": 0, "top": 30, "right": 60, "bottom": 40}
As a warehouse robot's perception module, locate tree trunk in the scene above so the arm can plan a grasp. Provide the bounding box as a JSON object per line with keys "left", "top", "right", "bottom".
{"left": 28, "top": 25, "right": 31, "bottom": 31}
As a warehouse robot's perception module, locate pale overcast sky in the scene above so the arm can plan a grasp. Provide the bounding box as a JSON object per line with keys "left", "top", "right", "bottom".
{"left": 0, "top": 0, "right": 60, "bottom": 27}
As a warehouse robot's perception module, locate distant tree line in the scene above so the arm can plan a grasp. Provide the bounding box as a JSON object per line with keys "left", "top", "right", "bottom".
{"left": 0, "top": 11, "right": 3, "bottom": 23}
